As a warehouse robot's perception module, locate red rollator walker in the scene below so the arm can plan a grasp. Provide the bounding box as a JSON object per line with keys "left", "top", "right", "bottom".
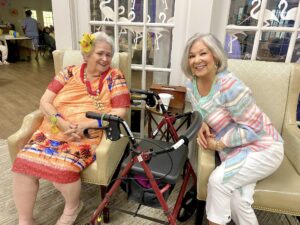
{"left": 85, "top": 89, "right": 202, "bottom": 225}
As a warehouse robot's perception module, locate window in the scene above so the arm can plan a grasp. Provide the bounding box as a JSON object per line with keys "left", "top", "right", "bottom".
{"left": 225, "top": 0, "right": 300, "bottom": 63}
{"left": 43, "top": 11, "right": 54, "bottom": 27}
{"left": 90, "top": 0, "right": 176, "bottom": 136}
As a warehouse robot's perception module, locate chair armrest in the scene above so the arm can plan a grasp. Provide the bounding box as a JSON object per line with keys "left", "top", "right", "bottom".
{"left": 282, "top": 123, "right": 300, "bottom": 174}
{"left": 7, "top": 110, "right": 44, "bottom": 163}
{"left": 96, "top": 133, "right": 129, "bottom": 184}
{"left": 196, "top": 145, "right": 215, "bottom": 201}
{"left": 52, "top": 50, "right": 65, "bottom": 75}
{"left": 81, "top": 129, "right": 129, "bottom": 186}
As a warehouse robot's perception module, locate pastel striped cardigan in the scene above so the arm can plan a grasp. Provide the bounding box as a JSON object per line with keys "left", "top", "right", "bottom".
{"left": 190, "top": 70, "right": 283, "bottom": 182}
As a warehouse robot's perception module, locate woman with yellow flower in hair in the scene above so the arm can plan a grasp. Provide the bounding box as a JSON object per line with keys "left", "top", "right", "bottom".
{"left": 11, "top": 32, "right": 130, "bottom": 225}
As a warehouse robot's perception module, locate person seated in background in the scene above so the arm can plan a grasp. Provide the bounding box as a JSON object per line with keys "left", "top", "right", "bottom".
{"left": 8, "top": 23, "right": 16, "bottom": 32}
{"left": 181, "top": 33, "right": 284, "bottom": 225}
{"left": 42, "top": 26, "right": 56, "bottom": 52}
{"left": 49, "top": 25, "right": 55, "bottom": 39}
{"left": 0, "top": 40, "right": 9, "bottom": 65}
{"left": 11, "top": 31, "right": 130, "bottom": 225}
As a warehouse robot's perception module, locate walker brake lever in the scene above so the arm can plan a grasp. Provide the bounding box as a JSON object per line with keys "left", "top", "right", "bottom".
{"left": 105, "top": 120, "right": 122, "bottom": 141}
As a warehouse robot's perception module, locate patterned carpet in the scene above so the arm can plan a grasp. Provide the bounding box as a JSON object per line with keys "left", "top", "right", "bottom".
{"left": 0, "top": 139, "right": 299, "bottom": 225}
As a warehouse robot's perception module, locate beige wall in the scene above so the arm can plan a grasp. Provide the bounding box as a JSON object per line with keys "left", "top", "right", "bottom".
{"left": 0, "top": 0, "right": 52, "bottom": 34}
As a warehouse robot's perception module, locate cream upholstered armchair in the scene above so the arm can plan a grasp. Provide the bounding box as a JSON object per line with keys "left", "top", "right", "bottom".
{"left": 7, "top": 49, "right": 131, "bottom": 222}
{"left": 196, "top": 60, "right": 300, "bottom": 224}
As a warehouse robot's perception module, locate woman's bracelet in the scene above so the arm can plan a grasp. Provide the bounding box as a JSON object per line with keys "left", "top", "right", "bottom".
{"left": 50, "top": 113, "right": 62, "bottom": 134}
{"left": 50, "top": 113, "right": 62, "bottom": 121}
{"left": 54, "top": 113, "right": 62, "bottom": 118}
{"left": 97, "top": 119, "right": 102, "bottom": 128}
{"left": 96, "top": 114, "right": 106, "bottom": 128}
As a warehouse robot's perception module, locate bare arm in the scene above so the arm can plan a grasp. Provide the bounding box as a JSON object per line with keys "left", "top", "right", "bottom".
{"left": 109, "top": 107, "right": 127, "bottom": 119}
{"left": 39, "top": 89, "right": 58, "bottom": 118}
{"left": 39, "top": 89, "right": 77, "bottom": 136}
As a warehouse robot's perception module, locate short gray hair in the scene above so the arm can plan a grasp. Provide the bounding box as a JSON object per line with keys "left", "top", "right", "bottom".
{"left": 181, "top": 33, "right": 228, "bottom": 79}
{"left": 81, "top": 31, "right": 115, "bottom": 58}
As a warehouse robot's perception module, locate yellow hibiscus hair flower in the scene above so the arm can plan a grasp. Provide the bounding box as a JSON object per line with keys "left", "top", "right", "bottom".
{"left": 79, "top": 33, "right": 95, "bottom": 53}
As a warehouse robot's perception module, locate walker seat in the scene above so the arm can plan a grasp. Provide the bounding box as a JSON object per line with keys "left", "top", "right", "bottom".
{"left": 121, "top": 138, "right": 188, "bottom": 207}
{"left": 122, "top": 138, "right": 188, "bottom": 184}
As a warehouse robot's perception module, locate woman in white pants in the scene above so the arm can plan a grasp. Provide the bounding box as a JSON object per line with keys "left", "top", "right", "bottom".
{"left": 181, "top": 33, "right": 284, "bottom": 225}
{"left": 0, "top": 42, "right": 9, "bottom": 65}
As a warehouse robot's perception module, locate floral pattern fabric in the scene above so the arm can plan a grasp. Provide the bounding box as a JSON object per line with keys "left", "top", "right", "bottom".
{"left": 12, "top": 64, "right": 130, "bottom": 183}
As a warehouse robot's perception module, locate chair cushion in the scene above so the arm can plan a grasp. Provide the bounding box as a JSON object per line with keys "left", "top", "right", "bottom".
{"left": 253, "top": 156, "right": 300, "bottom": 215}
{"left": 62, "top": 50, "right": 84, "bottom": 68}
{"left": 62, "top": 50, "right": 120, "bottom": 69}
{"left": 228, "top": 60, "right": 291, "bottom": 133}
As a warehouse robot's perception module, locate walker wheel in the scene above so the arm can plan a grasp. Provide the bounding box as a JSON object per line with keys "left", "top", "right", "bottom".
{"left": 177, "top": 186, "right": 197, "bottom": 222}
{"left": 102, "top": 208, "right": 110, "bottom": 223}
{"left": 96, "top": 214, "right": 103, "bottom": 225}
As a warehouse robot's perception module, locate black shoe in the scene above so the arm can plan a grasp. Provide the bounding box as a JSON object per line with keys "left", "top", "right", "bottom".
{"left": 177, "top": 186, "right": 197, "bottom": 222}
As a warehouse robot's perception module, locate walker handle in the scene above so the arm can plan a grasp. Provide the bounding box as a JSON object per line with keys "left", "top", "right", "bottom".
{"left": 130, "top": 88, "right": 159, "bottom": 108}
{"left": 86, "top": 112, "right": 124, "bottom": 141}
{"left": 180, "top": 111, "right": 202, "bottom": 142}
{"left": 154, "top": 111, "right": 202, "bottom": 155}
{"left": 130, "top": 88, "right": 155, "bottom": 96}
{"left": 86, "top": 112, "right": 122, "bottom": 123}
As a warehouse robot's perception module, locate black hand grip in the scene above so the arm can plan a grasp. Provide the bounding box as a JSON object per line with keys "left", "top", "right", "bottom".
{"left": 130, "top": 88, "right": 154, "bottom": 95}
{"left": 130, "top": 88, "right": 159, "bottom": 108}
{"left": 180, "top": 111, "right": 202, "bottom": 142}
{"left": 86, "top": 111, "right": 123, "bottom": 141}
{"left": 86, "top": 111, "right": 120, "bottom": 122}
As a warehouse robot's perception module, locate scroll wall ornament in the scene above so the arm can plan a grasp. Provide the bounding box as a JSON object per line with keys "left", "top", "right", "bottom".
{"left": 131, "top": 0, "right": 135, "bottom": 10}
{"left": 227, "top": 31, "right": 247, "bottom": 54}
{"left": 158, "top": 12, "right": 174, "bottom": 24}
{"left": 98, "top": 0, "right": 172, "bottom": 50}
{"left": 162, "top": 0, "right": 168, "bottom": 11}
{"left": 278, "top": 0, "right": 298, "bottom": 21}
{"left": 118, "top": 12, "right": 169, "bottom": 50}
{"left": 99, "top": 0, "right": 114, "bottom": 21}
{"left": 119, "top": 10, "right": 144, "bottom": 49}
{"left": 250, "top": 0, "right": 279, "bottom": 26}
{"left": 148, "top": 27, "right": 169, "bottom": 50}
{"left": 98, "top": 0, "right": 128, "bottom": 21}
{"left": 130, "top": 0, "right": 168, "bottom": 11}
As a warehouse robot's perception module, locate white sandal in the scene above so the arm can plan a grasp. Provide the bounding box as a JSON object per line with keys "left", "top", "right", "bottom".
{"left": 55, "top": 201, "right": 83, "bottom": 225}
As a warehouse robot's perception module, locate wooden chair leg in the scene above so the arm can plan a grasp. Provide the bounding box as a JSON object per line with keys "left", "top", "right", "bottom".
{"left": 195, "top": 200, "right": 206, "bottom": 225}
{"left": 100, "top": 185, "right": 110, "bottom": 223}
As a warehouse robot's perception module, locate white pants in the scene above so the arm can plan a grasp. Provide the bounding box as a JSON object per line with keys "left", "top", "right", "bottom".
{"left": 206, "top": 142, "right": 284, "bottom": 225}
{"left": 0, "top": 44, "right": 8, "bottom": 61}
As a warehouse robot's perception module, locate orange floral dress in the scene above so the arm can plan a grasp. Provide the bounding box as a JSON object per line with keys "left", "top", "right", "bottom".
{"left": 12, "top": 64, "right": 130, "bottom": 183}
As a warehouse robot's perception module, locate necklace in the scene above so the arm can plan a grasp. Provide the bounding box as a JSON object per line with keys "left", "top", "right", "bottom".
{"left": 80, "top": 63, "right": 110, "bottom": 110}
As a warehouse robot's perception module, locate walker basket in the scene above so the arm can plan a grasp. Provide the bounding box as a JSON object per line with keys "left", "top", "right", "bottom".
{"left": 121, "top": 173, "right": 175, "bottom": 208}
